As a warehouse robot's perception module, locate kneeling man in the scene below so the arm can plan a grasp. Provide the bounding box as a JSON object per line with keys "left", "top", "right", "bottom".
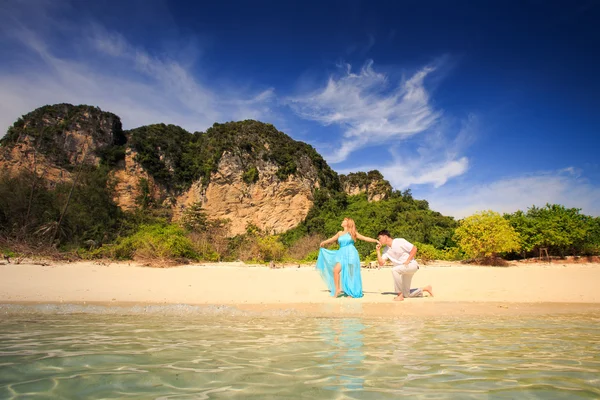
{"left": 376, "top": 230, "right": 433, "bottom": 301}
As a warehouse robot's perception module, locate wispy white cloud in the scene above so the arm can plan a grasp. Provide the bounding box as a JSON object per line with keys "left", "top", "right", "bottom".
{"left": 288, "top": 60, "right": 441, "bottom": 163}
{"left": 338, "top": 150, "right": 469, "bottom": 190}
{"left": 0, "top": 3, "right": 274, "bottom": 134}
{"left": 336, "top": 113, "right": 477, "bottom": 189}
{"left": 424, "top": 168, "right": 600, "bottom": 218}
{"left": 385, "top": 157, "right": 469, "bottom": 188}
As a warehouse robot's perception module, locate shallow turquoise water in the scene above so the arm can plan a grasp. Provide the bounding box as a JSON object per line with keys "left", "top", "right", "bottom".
{"left": 1, "top": 305, "right": 599, "bottom": 399}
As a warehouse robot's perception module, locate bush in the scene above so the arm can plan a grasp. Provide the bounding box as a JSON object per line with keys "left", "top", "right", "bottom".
{"left": 414, "top": 242, "right": 443, "bottom": 263}
{"left": 111, "top": 224, "right": 198, "bottom": 262}
{"left": 440, "top": 246, "right": 466, "bottom": 261}
{"left": 257, "top": 236, "right": 286, "bottom": 262}
{"left": 187, "top": 232, "right": 221, "bottom": 262}
{"left": 302, "top": 249, "right": 320, "bottom": 262}
{"left": 454, "top": 210, "right": 521, "bottom": 260}
{"left": 412, "top": 242, "right": 469, "bottom": 263}
{"left": 242, "top": 166, "right": 259, "bottom": 184}
{"left": 285, "top": 234, "right": 324, "bottom": 260}
{"left": 235, "top": 231, "right": 286, "bottom": 263}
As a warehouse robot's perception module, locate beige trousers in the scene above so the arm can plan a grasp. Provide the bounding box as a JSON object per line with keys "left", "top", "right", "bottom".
{"left": 392, "top": 261, "right": 422, "bottom": 297}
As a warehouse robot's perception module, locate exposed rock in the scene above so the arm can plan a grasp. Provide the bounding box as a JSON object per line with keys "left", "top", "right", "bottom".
{"left": 339, "top": 170, "right": 392, "bottom": 202}
{"left": 175, "top": 151, "right": 318, "bottom": 236}
{"left": 0, "top": 104, "right": 125, "bottom": 186}
{"left": 0, "top": 136, "right": 72, "bottom": 187}
{"left": 1, "top": 104, "right": 396, "bottom": 237}
{"left": 111, "top": 148, "right": 166, "bottom": 211}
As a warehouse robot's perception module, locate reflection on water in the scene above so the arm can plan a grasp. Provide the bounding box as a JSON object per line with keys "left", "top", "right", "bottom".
{"left": 319, "top": 318, "right": 366, "bottom": 391}
{"left": 0, "top": 306, "right": 599, "bottom": 399}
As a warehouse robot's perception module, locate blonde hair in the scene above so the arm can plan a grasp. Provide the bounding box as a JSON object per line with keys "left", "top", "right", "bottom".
{"left": 344, "top": 218, "right": 358, "bottom": 241}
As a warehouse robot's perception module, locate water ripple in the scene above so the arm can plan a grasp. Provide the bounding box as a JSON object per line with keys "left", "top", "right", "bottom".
{"left": 0, "top": 310, "right": 599, "bottom": 399}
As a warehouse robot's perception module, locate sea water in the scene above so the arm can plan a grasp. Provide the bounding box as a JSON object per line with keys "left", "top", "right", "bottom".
{"left": 1, "top": 304, "right": 599, "bottom": 399}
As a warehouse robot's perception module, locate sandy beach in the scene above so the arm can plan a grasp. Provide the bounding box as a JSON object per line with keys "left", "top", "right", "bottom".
{"left": 1, "top": 261, "right": 599, "bottom": 316}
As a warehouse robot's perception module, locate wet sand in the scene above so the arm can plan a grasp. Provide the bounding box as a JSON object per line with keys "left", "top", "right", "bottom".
{"left": 1, "top": 261, "right": 598, "bottom": 316}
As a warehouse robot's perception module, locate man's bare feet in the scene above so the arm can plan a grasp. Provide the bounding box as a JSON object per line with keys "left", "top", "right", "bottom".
{"left": 423, "top": 285, "right": 434, "bottom": 297}
{"left": 393, "top": 295, "right": 404, "bottom": 301}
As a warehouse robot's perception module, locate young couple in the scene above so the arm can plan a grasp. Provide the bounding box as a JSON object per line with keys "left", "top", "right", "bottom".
{"left": 317, "top": 218, "right": 433, "bottom": 301}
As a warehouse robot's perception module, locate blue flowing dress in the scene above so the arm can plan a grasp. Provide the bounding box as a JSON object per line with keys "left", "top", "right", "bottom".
{"left": 316, "top": 233, "right": 363, "bottom": 298}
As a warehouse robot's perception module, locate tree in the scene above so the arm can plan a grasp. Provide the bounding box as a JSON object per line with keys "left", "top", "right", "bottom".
{"left": 505, "top": 204, "right": 591, "bottom": 257}
{"left": 454, "top": 210, "right": 521, "bottom": 260}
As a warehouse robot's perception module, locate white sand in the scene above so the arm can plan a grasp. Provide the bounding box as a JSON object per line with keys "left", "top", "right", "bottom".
{"left": 1, "top": 261, "right": 599, "bottom": 316}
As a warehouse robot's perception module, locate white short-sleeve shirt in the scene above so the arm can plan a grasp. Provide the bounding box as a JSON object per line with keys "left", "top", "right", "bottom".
{"left": 381, "top": 238, "right": 414, "bottom": 265}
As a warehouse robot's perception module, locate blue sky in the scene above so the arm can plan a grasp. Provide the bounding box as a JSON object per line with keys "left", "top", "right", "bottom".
{"left": 1, "top": 0, "right": 599, "bottom": 217}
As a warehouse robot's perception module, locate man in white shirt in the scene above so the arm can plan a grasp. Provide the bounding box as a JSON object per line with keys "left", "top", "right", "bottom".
{"left": 376, "top": 230, "right": 433, "bottom": 301}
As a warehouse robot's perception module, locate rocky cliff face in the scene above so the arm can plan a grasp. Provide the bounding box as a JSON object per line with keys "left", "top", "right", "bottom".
{"left": 0, "top": 104, "right": 125, "bottom": 185}
{"left": 0, "top": 104, "right": 390, "bottom": 236}
{"left": 121, "top": 119, "right": 339, "bottom": 235}
{"left": 0, "top": 137, "right": 69, "bottom": 186}
{"left": 110, "top": 148, "right": 165, "bottom": 211}
{"left": 340, "top": 171, "right": 392, "bottom": 201}
{"left": 175, "top": 151, "right": 318, "bottom": 235}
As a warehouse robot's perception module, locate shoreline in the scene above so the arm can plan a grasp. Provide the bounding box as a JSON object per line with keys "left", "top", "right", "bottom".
{"left": 2, "top": 300, "right": 599, "bottom": 317}
{"left": 1, "top": 261, "right": 599, "bottom": 317}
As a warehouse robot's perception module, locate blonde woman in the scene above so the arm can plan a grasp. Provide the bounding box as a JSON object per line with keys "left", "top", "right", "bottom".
{"left": 317, "top": 218, "right": 379, "bottom": 298}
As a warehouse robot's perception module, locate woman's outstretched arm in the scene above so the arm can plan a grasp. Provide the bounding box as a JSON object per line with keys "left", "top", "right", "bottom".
{"left": 356, "top": 232, "right": 379, "bottom": 244}
{"left": 320, "top": 232, "right": 341, "bottom": 247}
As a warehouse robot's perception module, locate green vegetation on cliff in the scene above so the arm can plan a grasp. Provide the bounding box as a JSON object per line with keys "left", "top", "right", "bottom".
{"left": 1, "top": 104, "right": 126, "bottom": 168}
{"left": 128, "top": 124, "right": 196, "bottom": 189}
{"left": 128, "top": 120, "right": 340, "bottom": 192}
{"left": 1, "top": 103, "right": 599, "bottom": 264}
{"left": 0, "top": 167, "right": 123, "bottom": 247}
{"left": 339, "top": 170, "right": 392, "bottom": 199}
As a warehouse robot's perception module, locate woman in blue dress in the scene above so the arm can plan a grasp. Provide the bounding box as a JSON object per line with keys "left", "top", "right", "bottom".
{"left": 316, "top": 218, "right": 379, "bottom": 298}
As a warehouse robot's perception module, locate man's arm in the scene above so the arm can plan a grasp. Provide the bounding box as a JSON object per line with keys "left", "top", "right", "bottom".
{"left": 376, "top": 244, "right": 387, "bottom": 266}
{"left": 404, "top": 245, "right": 418, "bottom": 265}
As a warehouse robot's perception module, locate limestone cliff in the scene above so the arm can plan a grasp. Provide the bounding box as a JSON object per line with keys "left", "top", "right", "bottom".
{"left": 339, "top": 170, "right": 392, "bottom": 202}
{"left": 110, "top": 148, "right": 166, "bottom": 211}
{"left": 164, "top": 120, "right": 336, "bottom": 235}
{"left": 175, "top": 151, "right": 318, "bottom": 235}
{"left": 0, "top": 104, "right": 125, "bottom": 185}
{"left": 0, "top": 105, "right": 345, "bottom": 236}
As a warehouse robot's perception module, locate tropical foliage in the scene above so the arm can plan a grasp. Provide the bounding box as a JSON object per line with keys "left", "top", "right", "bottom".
{"left": 1, "top": 104, "right": 125, "bottom": 169}
{"left": 504, "top": 204, "right": 599, "bottom": 257}
{"left": 109, "top": 223, "right": 199, "bottom": 262}
{"left": 454, "top": 210, "right": 521, "bottom": 259}
{"left": 127, "top": 120, "right": 340, "bottom": 192}
{"left": 0, "top": 168, "right": 123, "bottom": 248}
{"left": 339, "top": 170, "right": 392, "bottom": 198}
{"left": 281, "top": 189, "right": 458, "bottom": 258}
{"left": 1, "top": 104, "right": 599, "bottom": 265}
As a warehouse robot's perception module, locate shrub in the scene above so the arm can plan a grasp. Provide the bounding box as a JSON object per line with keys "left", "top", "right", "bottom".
{"left": 302, "top": 249, "right": 320, "bottom": 262}
{"left": 414, "top": 242, "right": 442, "bottom": 263}
{"left": 454, "top": 210, "right": 521, "bottom": 260}
{"left": 286, "top": 234, "right": 324, "bottom": 260}
{"left": 441, "top": 246, "right": 466, "bottom": 261}
{"left": 111, "top": 224, "right": 198, "bottom": 262}
{"left": 187, "top": 232, "right": 221, "bottom": 262}
{"left": 257, "top": 236, "right": 286, "bottom": 262}
{"left": 242, "top": 166, "right": 259, "bottom": 184}
{"left": 235, "top": 232, "right": 286, "bottom": 263}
